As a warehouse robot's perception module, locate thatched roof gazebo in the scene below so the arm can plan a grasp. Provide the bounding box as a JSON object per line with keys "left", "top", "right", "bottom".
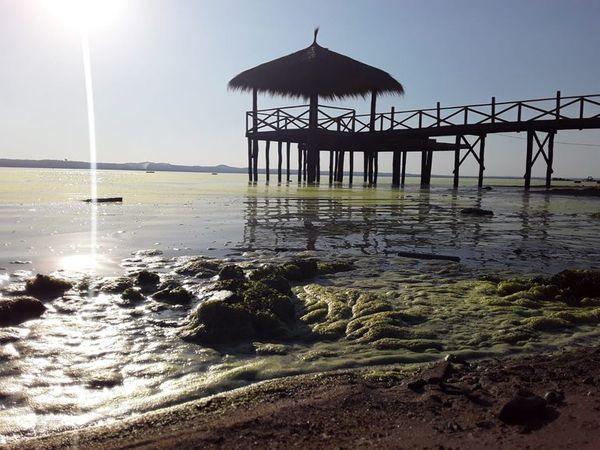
{"left": 229, "top": 30, "right": 405, "bottom": 184}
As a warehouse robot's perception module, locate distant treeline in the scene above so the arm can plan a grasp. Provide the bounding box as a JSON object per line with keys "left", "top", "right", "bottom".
{"left": 0, "top": 158, "right": 529, "bottom": 179}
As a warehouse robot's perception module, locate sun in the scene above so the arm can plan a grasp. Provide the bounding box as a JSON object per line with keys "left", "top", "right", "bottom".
{"left": 42, "top": 0, "right": 124, "bottom": 31}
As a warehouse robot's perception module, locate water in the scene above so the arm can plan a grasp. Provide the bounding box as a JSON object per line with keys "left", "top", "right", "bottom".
{"left": 1, "top": 167, "right": 600, "bottom": 442}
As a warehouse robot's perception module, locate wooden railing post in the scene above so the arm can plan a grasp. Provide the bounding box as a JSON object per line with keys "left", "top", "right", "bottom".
{"left": 579, "top": 97, "right": 585, "bottom": 120}
{"left": 390, "top": 106, "right": 395, "bottom": 130}
{"left": 418, "top": 110, "right": 423, "bottom": 128}
{"left": 555, "top": 90, "right": 561, "bottom": 120}
{"left": 491, "top": 97, "right": 496, "bottom": 123}
{"left": 436, "top": 102, "right": 441, "bottom": 126}
{"left": 517, "top": 102, "right": 522, "bottom": 122}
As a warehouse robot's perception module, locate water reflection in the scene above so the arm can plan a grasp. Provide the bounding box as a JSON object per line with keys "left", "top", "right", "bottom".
{"left": 239, "top": 187, "right": 600, "bottom": 273}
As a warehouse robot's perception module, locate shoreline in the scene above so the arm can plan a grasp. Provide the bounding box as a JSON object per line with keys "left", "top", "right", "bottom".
{"left": 7, "top": 345, "right": 600, "bottom": 449}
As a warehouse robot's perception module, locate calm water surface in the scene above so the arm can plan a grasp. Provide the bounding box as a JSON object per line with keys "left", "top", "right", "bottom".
{"left": 1, "top": 168, "right": 599, "bottom": 442}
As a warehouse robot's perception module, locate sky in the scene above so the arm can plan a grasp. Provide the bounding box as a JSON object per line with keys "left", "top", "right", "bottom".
{"left": 1, "top": 0, "right": 599, "bottom": 177}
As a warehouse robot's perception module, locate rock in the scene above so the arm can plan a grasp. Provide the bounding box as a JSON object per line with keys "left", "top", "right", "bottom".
{"left": 444, "top": 354, "right": 469, "bottom": 366}
{"left": 0, "top": 297, "right": 46, "bottom": 326}
{"left": 136, "top": 270, "right": 160, "bottom": 287}
{"left": 175, "top": 259, "right": 220, "bottom": 277}
{"left": 153, "top": 283, "right": 194, "bottom": 304}
{"left": 543, "top": 390, "right": 565, "bottom": 404}
{"left": 316, "top": 261, "right": 355, "bottom": 274}
{"left": 218, "top": 265, "right": 245, "bottom": 280}
{"left": 180, "top": 298, "right": 255, "bottom": 344}
{"left": 422, "top": 361, "right": 453, "bottom": 384}
{"left": 121, "top": 288, "right": 144, "bottom": 303}
{"left": 85, "top": 372, "right": 123, "bottom": 389}
{"left": 25, "top": 274, "right": 72, "bottom": 299}
{"left": 499, "top": 389, "right": 548, "bottom": 425}
{"left": 407, "top": 379, "right": 427, "bottom": 392}
{"left": 99, "top": 277, "right": 133, "bottom": 294}
{"left": 460, "top": 207, "right": 494, "bottom": 217}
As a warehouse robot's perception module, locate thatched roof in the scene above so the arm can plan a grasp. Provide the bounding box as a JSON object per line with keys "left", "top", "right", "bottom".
{"left": 228, "top": 31, "right": 404, "bottom": 100}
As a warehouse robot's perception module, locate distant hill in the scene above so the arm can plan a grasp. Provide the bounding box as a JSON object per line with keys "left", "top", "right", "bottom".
{"left": 0, "top": 158, "right": 247, "bottom": 174}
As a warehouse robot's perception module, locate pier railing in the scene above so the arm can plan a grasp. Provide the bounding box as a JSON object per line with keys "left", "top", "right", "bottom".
{"left": 246, "top": 92, "right": 600, "bottom": 134}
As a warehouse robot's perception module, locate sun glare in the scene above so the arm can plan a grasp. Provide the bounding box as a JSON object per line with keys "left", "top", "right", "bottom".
{"left": 43, "top": 0, "right": 124, "bottom": 30}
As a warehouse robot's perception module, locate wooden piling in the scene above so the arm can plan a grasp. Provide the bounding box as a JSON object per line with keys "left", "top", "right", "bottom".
{"left": 401, "top": 151, "right": 407, "bottom": 187}
{"left": 392, "top": 150, "right": 401, "bottom": 186}
{"left": 329, "top": 151, "right": 334, "bottom": 184}
{"left": 478, "top": 135, "right": 486, "bottom": 188}
{"left": 349, "top": 151, "right": 354, "bottom": 185}
{"left": 453, "top": 135, "right": 461, "bottom": 188}
{"left": 253, "top": 140, "right": 259, "bottom": 182}
{"left": 277, "top": 141, "right": 282, "bottom": 183}
{"left": 373, "top": 153, "right": 379, "bottom": 185}
{"left": 286, "top": 142, "right": 291, "bottom": 182}
{"left": 247, "top": 137, "right": 253, "bottom": 182}
{"left": 297, "top": 144, "right": 302, "bottom": 183}
{"left": 546, "top": 132, "right": 555, "bottom": 188}
{"left": 525, "top": 131, "right": 533, "bottom": 189}
{"left": 265, "top": 141, "right": 270, "bottom": 182}
{"left": 338, "top": 151, "right": 345, "bottom": 183}
{"left": 363, "top": 152, "right": 368, "bottom": 183}
{"left": 420, "top": 149, "right": 428, "bottom": 187}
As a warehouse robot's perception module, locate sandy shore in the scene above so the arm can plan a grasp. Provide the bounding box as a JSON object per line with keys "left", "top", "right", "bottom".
{"left": 6, "top": 346, "right": 600, "bottom": 449}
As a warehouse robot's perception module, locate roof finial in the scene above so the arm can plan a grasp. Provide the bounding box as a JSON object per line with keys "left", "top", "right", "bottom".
{"left": 313, "top": 27, "right": 319, "bottom": 44}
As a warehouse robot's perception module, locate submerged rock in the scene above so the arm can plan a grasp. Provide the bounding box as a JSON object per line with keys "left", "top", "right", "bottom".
{"left": 175, "top": 258, "right": 220, "bottom": 278}
{"left": 461, "top": 207, "right": 494, "bottom": 216}
{"left": 25, "top": 274, "right": 72, "bottom": 299}
{"left": 0, "top": 297, "right": 46, "bottom": 326}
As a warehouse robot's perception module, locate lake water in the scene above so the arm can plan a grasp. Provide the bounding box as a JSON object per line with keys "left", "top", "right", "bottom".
{"left": 1, "top": 167, "right": 600, "bottom": 443}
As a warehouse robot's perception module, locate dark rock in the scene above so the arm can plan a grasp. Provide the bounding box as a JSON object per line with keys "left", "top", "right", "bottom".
{"left": 444, "top": 354, "right": 469, "bottom": 366}
{"left": 121, "top": 288, "right": 144, "bottom": 303}
{"left": 543, "top": 390, "right": 565, "bottom": 404}
{"left": 99, "top": 277, "right": 133, "bottom": 294}
{"left": 218, "top": 265, "right": 245, "bottom": 281}
{"left": 153, "top": 284, "right": 194, "bottom": 304}
{"left": 0, "top": 297, "right": 46, "bottom": 326}
{"left": 86, "top": 372, "right": 123, "bottom": 389}
{"left": 136, "top": 270, "right": 160, "bottom": 287}
{"left": 549, "top": 269, "right": 600, "bottom": 302}
{"left": 407, "top": 379, "right": 427, "bottom": 392}
{"left": 175, "top": 259, "right": 220, "bottom": 277}
{"left": 461, "top": 208, "right": 494, "bottom": 217}
{"left": 279, "top": 260, "right": 318, "bottom": 281}
{"left": 180, "top": 298, "right": 256, "bottom": 344}
{"left": 582, "top": 376, "right": 595, "bottom": 385}
{"left": 499, "top": 389, "right": 549, "bottom": 425}
{"left": 316, "top": 261, "right": 355, "bottom": 275}
{"left": 422, "top": 361, "right": 453, "bottom": 384}
{"left": 25, "top": 274, "right": 72, "bottom": 299}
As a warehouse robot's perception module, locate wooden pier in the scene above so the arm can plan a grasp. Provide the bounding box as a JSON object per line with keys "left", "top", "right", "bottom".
{"left": 244, "top": 92, "right": 600, "bottom": 189}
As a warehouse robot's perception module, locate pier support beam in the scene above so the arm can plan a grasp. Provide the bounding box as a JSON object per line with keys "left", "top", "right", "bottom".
{"left": 392, "top": 150, "right": 401, "bottom": 186}
{"left": 253, "top": 140, "right": 259, "bottom": 183}
{"left": 297, "top": 144, "right": 303, "bottom": 183}
{"left": 524, "top": 130, "right": 556, "bottom": 190}
{"left": 265, "top": 141, "right": 270, "bottom": 183}
{"left": 286, "top": 142, "right": 291, "bottom": 182}
{"left": 349, "top": 151, "right": 354, "bottom": 185}
{"left": 401, "top": 151, "right": 407, "bottom": 187}
{"left": 277, "top": 141, "right": 282, "bottom": 183}
{"left": 453, "top": 134, "right": 486, "bottom": 189}
{"left": 247, "top": 138, "right": 253, "bottom": 182}
{"left": 337, "top": 151, "right": 345, "bottom": 183}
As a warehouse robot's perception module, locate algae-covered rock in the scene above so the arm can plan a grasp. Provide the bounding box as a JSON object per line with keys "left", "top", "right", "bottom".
{"left": 121, "top": 288, "right": 144, "bottom": 303}
{"left": 0, "top": 297, "right": 46, "bottom": 326}
{"left": 99, "top": 277, "right": 133, "bottom": 294}
{"left": 175, "top": 258, "right": 220, "bottom": 277}
{"left": 316, "top": 261, "right": 355, "bottom": 275}
{"left": 497, "top": 279, "right": 532, "bottom": 296}
{"left": 180, "top": 277, "right": 298, "bottom": 345}
{"left": 550, "top": 269, "right": 600, "bottom": 302}
{"left": 25, "top": 274, "right": 72, "bottom": 299}
{"left": 373, "top": 338, "right": 443, "bottom": 352}
{"left": 136, "top": 270, "right": 160, "bottom": 287}
{"left": 254, "top": 342, "right": 290, "bottom": 355}
{"left": 522, "top": 316, "right": 572, "bottom": 331}
{"left": 153, "top": 282, "right": 194, "bottom": 304}
{"left": 218, "top": 265, "right": 245, "bottom": 281}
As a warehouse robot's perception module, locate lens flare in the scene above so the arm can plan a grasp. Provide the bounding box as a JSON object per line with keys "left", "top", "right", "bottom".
{"left": 42, "top": 0, "right": 124, "bottom": 31}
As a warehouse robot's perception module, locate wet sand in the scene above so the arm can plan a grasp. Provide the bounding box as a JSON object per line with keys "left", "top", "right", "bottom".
{"left": 8, "top": 346, "right": 600, "bottom": 449}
